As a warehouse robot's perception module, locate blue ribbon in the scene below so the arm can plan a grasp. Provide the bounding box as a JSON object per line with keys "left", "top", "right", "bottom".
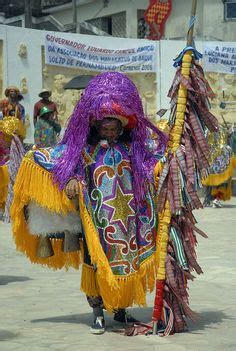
{"left": 173, "top": 46, "right": 203, "bottom": 67}
{"left": 188, "top": 15, "right": 196, "bottom": 30}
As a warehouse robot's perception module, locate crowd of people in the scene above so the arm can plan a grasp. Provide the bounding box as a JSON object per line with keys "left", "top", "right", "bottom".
{"left": 0, "top": 86, "right": 61, "bottom": 148}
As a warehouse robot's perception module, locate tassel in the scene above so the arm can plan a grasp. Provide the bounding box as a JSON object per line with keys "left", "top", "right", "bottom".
{"left": 12, "top": 156, "right": 76, "bottom": 215}
{"left": 81, "top": 264, "right": 99, "bottom": 297}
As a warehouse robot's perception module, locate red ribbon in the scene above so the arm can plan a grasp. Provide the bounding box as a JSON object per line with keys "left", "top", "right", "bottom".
{"left": 152, "top": 279, "right": 165, "bottom": 321}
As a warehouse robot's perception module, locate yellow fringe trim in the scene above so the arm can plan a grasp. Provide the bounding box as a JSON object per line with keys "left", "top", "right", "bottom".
{"left": 78, "top": 183, "right": 158, "bottom": 311}
{"left": 80, "top": 264, "right": 100, "bottom": 297}
{"left": 211, "top": 181, "right": 232, "bottom": 201}
{"left": 202, "top": 157, "right": 234, "bottom": 186}
{"left": 12, "top": 157, "right": 75, "bottom": 214}
{"left": 11, "top": 208, "right": 82, "bottom": 269}
{"left": 232, "top": 156, "right": 236, "bottom": 169}
{"left": 78, "top": 182, "right": 117, "bottom": 288}
{"left": 11, "top": 157, "right": 81, "bottom": 269}
{"left": 98, "top": 255, "right": 157, "bottom": 311}
{"left": 0, "top": 164, "right": 9, "bottom": 208}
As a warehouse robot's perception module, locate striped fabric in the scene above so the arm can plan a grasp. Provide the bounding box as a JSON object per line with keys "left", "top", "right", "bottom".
{"left": 170, "top": 226, "right": 188, "bottom": 269}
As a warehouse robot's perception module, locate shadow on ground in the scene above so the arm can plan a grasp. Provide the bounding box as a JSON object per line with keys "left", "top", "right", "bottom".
{"left": 0, "top": 275, "right": 32, "bottom": 285}
{"left": 31, "top": 307, "right": 152, "bottom": 327}
{"left": 31, "top": 312, "right": 93, "bottom": 327}
{"left": 0, "top": 330, "right": 18, "bottom": 341}
{"left": 219, "top": 204, "right": 236, "bottom": 209}
{"left": 31, "top": 308, "right": 230, "bottom": 334}
{"left": 187, "top": 310, "right": 232, "bottom": 333}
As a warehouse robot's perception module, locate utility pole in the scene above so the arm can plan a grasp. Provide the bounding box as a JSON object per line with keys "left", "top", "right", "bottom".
{"left": 24, "top": 0, "right": 32, "bottom": 28}
{"left": 72, "top": 0, "right": 78, "bottom": 33}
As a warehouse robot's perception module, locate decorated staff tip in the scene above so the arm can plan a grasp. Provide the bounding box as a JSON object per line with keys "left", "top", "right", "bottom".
{"left": 187, "top": 0, "right": 198, "bottom": 46}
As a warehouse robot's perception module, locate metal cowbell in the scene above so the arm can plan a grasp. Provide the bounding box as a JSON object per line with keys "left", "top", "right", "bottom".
{"left": 62, "top": 230, "right": 80, "bottom": 253}
{"left": 36, "top": 235, "right": 54, "bottom": 258}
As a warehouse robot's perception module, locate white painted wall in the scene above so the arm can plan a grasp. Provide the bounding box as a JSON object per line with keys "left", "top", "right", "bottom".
{"left": 201, "top": 0, "right": 236, "bottom": 41}
{"left": 1, "top": 26, "right": 44, "bottom": 142}
{"left": 0, "top": 26, "right": 8, "bottom": 95}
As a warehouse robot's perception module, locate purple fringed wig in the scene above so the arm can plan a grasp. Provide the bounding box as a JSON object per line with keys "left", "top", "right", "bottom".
{"left": 53, "top": 71, "right": 167, "bottom": 203}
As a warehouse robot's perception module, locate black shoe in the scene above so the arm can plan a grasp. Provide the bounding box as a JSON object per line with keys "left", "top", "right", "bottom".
{"left": 90, "top": 316, "right": 106, "bottom": 335}
{"left": 114, "top": 309, "right": 139, "bottom": 324}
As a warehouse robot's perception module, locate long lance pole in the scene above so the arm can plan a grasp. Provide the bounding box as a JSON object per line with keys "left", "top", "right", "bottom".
{"left": 152, "top": 0, "right": 198, "bottom": 335}
{"left": 169, "top": 0, "right": 198, "bottom": 151}
{"left": 187, "top": 0, "right": 197, "bottom": 46}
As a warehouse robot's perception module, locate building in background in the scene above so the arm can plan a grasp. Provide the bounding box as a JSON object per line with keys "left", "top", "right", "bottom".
{"left": 0, "top": 0, "right": 235, "bottom": 142}
{"left": 0, "top": 0, "right": 236, "bottom": 40}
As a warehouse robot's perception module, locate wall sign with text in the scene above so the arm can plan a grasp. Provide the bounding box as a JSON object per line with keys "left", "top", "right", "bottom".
{"left": 203, "top": 42, "right": 236, "bottom": 74}
{"left": 45, "top": 33, "right": 157, "bottom": 73}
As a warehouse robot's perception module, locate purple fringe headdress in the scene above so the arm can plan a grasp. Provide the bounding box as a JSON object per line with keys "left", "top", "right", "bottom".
{"left": 53, "top": 71, "right": 167, "bottom": 204}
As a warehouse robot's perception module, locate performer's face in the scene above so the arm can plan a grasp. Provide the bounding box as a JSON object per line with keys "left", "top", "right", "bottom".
{"left": 41, "top": 92, "right": 50, "bottom": 100}
{"left": 99, "top": 119, "right": 121, "bottom": 144}
{"left": 9, "top": 89, "right": 17, "bottom": 99}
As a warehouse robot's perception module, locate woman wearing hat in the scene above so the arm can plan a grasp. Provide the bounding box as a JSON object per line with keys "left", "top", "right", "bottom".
{"left": 0, "top": 86, "right": 25, "bottom": 122}
{"left": 33, "top": 89, "right": 58, "bottom": 126}
{"left": 34, "top": 106, "right": 61, "bottom": 148}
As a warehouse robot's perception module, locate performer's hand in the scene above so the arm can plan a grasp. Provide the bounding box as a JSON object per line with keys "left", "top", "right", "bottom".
{"left": 65, "top": 178, "right": 79, "bottom": 199}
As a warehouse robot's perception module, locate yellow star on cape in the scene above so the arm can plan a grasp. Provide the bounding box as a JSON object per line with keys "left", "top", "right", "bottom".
{"left": 105, "top": 183, "right": 135, "bottom": 231}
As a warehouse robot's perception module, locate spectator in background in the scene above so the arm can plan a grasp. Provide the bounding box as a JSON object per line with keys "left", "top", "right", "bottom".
{"left": 0, "top": 87, "right": 26, "bottom": 223}
{"left": 33, "top": 89, "right": 58, "bottom": 126}
{"left": 34, "top": 106, "right": 61, "bottom": 148}
{"left": 0, "top": 86, "right": 25, "bottom": 122}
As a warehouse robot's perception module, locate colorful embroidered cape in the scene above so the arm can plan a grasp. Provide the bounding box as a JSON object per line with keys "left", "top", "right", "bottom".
{"left": 84, "top": 142, "right": 157, "bottom": 276}
{"left": 11, "top": 139, "right": 163, "bottom": 311}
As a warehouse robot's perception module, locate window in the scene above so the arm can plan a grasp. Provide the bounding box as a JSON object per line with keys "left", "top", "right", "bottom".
{"left": 137, "top": 10, "right": 149, "bottom": 39}
{"left": 87, "top": 17, "right": 112, "bottom": 35}
{"left": 224, "top": 0, "right": 236, "bottom": 21}
{"left": 87, "top": 12, "right": 126, "bottom": 37}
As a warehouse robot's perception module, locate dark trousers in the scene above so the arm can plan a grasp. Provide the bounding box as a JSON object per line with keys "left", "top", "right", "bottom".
{"left": 83, "top": 233, "right": 104, "bottom": 309}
